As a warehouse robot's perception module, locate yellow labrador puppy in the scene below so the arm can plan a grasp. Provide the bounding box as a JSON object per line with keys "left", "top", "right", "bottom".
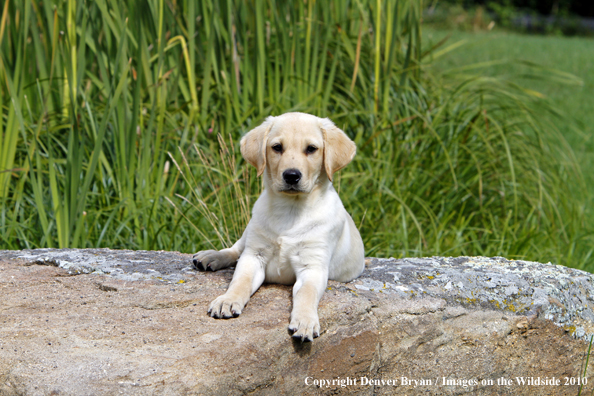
{"left": 193, "top": 112, "right": 365, "bottom": 341}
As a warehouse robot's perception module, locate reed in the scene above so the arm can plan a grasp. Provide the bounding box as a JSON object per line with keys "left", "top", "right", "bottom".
{"left": 0, "top": 0, "right": 591, "bottom": 270}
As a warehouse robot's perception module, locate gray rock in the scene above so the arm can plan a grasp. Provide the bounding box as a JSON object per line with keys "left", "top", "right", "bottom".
{"left": 0, "top": 249, "right": 592, "bottom": 395}
{"left": 363, "top": 256, "right": 594, "bottom": 340}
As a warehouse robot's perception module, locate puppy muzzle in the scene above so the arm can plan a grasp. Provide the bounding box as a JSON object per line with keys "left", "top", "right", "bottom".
{"left": 283, "top": 168, "right": 302, "bottom": 185}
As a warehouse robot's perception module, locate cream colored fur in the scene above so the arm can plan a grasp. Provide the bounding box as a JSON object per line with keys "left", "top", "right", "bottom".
{"left": 193, "top": 112, "right": 365, "bottom": 342}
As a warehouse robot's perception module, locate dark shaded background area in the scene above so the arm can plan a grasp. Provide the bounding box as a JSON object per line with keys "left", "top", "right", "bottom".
{"left": 442, "top": 0, "right": 594, "bottom": 17}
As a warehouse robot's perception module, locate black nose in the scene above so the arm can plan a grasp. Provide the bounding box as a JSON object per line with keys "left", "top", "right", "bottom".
{"left": 283, "top": 169, "right": 302, "bottom": 185}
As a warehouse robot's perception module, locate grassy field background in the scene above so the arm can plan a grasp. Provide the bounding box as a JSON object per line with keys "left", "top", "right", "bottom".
{"left": 424, "top": 28, "right": 594, "bottom": 168}
{"left": 424, "top": 27, "right": 594, "bottom": 252}
{"left": 0, "top": 0, "right": 592, "bottom": 270}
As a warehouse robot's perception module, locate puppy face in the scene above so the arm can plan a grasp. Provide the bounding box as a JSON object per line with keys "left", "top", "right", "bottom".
{"left": 240, "top": 113, "right": 357, "bottom": 194}
{"left": 266, "top": 115, "right": 324, "bottom": 194}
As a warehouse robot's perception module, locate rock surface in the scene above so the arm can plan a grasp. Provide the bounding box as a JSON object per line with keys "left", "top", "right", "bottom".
{"left": 0, "top": 249, "right": 593, "bottom": 395}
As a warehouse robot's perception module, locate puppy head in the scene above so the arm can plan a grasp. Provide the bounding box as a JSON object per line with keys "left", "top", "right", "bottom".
{"left": 240, "top": 113, "right": 356, "bottom": 194}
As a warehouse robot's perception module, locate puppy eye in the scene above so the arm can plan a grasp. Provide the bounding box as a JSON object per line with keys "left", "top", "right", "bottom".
{"left": 305, "top": 145, "right": 318, "bottom": 154}
{"left": 272, "top": 144, "right": 283, "bottom": 153}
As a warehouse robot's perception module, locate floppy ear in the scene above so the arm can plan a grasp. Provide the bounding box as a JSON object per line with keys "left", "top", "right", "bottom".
{"left": 320, "top": 119, "right": 356, "bottom": 181}
{"left": 240, "top": 116, "right": 275, "bottom": 176}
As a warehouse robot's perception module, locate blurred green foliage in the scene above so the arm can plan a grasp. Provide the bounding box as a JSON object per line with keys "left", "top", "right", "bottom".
{"left": 437, "top": 0, "right": 594, "bottom": 18}
{"left": 429, "top": 0, "right": 594, "bottom": 36}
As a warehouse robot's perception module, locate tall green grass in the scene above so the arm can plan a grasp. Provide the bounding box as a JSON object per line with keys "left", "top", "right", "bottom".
{"left": 0, "top": 0, "right": 592, "bottom": 270}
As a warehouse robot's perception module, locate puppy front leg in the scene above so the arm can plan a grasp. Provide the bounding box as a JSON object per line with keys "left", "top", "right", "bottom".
{"left": 289, "top": 268, "right": 328, "bottom": 342}
{"left": 208, "top": 253, "right": 265, "bottom": 319}
{"left": 193, "top": 231, "right": 247, "bottom": 271}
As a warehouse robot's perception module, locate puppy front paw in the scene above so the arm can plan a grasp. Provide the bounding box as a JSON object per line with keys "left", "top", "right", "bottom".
{"left": 208, "top": 294, "right": 245, "bottom": 319}
{"left": 193, "top": 249, "right": 237, "bottom": 271}
{"left": 288, "top": 312, "right": 320, "bottom": 342}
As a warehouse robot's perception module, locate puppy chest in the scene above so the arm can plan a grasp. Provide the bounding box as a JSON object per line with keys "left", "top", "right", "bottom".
{"left": 246, "top": 217, "right": 334, "bottom": 283}
{"left": 260, "top": 237, "right": 300, "bottom": 283}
